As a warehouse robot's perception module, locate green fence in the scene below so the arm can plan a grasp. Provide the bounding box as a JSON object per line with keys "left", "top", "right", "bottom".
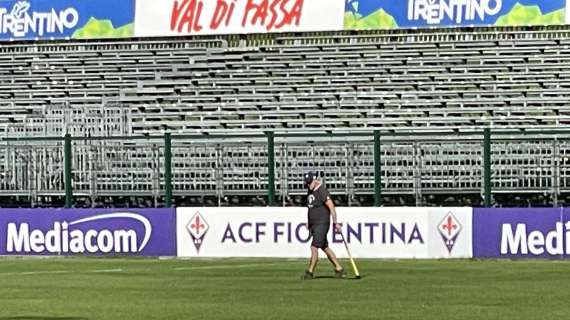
{"left": 2, "top": 129, "right": 570, "bottom": 208}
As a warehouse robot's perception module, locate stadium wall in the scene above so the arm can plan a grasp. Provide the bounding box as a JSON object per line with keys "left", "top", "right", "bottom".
{"left": 1, "top": 0, "right": 567, "bottom": 41}
{"left": 2, "top": 206, "right": 567, "bottom": 259}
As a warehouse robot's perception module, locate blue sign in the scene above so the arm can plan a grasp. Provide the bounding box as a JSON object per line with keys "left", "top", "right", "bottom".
{"left": 473, "top": 208, "right": 569, "bottom": 259}
{"left": 0, "top": 208, "right": 177, "bottom": 256}
{"left": 0, "top": 0, "right": 135, "bottom": 40}
{"left": 345, "top": 0, "right": 565, "bottom": 29}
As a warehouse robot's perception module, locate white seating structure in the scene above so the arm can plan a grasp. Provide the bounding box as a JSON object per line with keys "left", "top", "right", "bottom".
{"left": 0, "top": 26, "right": 568, "bottom": 205}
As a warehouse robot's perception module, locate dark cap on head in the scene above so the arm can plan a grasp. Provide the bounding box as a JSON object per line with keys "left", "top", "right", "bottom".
{"left": 304, "top": 171, "right": 316, "bottom": 186}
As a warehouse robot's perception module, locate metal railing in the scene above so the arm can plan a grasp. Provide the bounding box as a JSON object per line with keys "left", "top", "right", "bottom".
{"left": 1, "top": 129, "right": 569, "bottom": 207}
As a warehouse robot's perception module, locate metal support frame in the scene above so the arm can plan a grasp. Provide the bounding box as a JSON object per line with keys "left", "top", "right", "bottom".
{"left": 164, "top": 133, "right": 173, "bottom": 207}
{"left": 484, "top": 128, "right": 492, "bottom": 207}
{"left": 267, "top": 132, "right": 275, "bottom": 206}
{"left": 64, "top": 134, "right": 73, "bottom": 208}
{"left": 374, "top": 130, "right": 382, "bottom": 206}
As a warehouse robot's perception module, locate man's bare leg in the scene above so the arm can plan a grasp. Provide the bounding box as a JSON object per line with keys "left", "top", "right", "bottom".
{"left": 323, "top": 247, "right": 343, "bottom": 271}
{"left": 307, "top": 246, "right": 319, "bottom": 273}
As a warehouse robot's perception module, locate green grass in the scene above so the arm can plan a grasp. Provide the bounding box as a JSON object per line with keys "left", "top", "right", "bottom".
{"left": 0, "top": 258, "right": 568, "bottom": 319}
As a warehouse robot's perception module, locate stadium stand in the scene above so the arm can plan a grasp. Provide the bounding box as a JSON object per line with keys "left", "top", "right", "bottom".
{"left": 0, "top": 26, "right": 569, "bottom": 207}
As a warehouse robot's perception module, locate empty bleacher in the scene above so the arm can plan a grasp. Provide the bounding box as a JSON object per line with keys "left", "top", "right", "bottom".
{"left": 0, "top": 26, "right": 569, "bottom": 206}
{"left": 0, "top": 27, "right": 569, "bottom": 135}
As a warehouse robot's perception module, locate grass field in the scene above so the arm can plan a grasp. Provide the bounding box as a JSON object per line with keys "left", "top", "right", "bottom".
{"left": 0, "top": 258, "right": 568, "bottom": 320}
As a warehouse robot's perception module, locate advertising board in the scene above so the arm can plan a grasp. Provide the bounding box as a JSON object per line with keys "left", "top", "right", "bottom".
{"left": 473, "top": 208, "right": 567, "bottom": 259}
{"left": 0, "top": 208, "right": 176, "bottom": 256}
{"left": 345, "top": 0, "right": 565, "bottom": 29}
{"left": 176, "top": 207, "right": 472, "bottom": 258}
{"left": 0, "top": 0, "right": 135, "bottom": 40}
{"left": 134, "top": 0, "right": 345, "bottom": 37}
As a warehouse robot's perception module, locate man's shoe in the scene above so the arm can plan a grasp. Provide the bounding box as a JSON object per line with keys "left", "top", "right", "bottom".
{"left": 334, "top": 268, "right": 346, "bottom": 279}
{"left": 302, "top": 270, "right": 314, "bottom": 280}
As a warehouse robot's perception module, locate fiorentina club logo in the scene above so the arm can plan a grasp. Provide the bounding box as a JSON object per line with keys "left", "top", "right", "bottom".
{"left": 438, "top": 212, "right": 462, "bottom": 254}
{"left": 187, "top": 211, "right": 209, "bottom": 253}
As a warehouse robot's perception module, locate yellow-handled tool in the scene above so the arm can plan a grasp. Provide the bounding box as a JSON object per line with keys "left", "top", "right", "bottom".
{"left": 339, "top": 231, "right": 361, "bottom": 279}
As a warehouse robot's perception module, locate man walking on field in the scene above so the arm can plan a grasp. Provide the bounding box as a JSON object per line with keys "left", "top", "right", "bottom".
{"left": 302, "top": 171, "right": 345, "bottom": 280}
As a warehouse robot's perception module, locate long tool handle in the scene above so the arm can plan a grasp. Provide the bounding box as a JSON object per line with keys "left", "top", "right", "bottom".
{"left": 339, "top": 232, "right": 360, "bottom": 278}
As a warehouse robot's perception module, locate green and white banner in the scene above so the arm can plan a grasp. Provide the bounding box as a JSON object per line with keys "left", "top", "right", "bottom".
{"left": 345, "top": 0, "right": 566, "bottom": 29}
{"left": 0, "top": 0, "right": 135, "bottom": 40}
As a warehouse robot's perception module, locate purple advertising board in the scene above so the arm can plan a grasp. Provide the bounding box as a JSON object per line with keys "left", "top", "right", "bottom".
{"left": 0, "top": 208, "right": 176, "bottom": 256}
{"left": 473, "top": 208, "right": 566, "bottom": 259}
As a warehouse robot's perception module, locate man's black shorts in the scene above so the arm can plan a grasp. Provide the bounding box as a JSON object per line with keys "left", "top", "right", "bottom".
{"left": 310, "top": 223, "right": 329, "bottom": 249}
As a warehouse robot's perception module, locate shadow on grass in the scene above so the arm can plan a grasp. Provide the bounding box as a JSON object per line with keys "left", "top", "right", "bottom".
{"left": 0, "top": 317, "right": 87, "bottom": 320}
{"left": 313, "top": 274, "right": 366, "bottom": 281}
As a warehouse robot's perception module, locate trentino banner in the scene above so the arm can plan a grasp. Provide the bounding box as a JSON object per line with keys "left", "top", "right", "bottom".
{"left": 0, "top": 208, "right": 177, "bottom": 256}
{"left": 0, "top": 0, "right": 135, "bottom": 40}
{"left": 344, "top": 0, "right": 566, "bottom": 29}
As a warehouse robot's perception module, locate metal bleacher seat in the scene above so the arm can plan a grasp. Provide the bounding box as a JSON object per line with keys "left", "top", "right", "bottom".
{"left": 0, "top": 27, "right": 568, "bottom": 204}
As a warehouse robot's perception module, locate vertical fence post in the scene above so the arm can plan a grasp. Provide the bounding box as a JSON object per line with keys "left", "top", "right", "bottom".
{"left": 484, "top": 128, "right": 492, "bottom": 207}
{"left": 64, "top": 134, "right": 73, "bottom": 208}
{"left": 552, "top": 138, "right": 560, "bottom": 208}
{"left": 267, "top": 131, "right": 275, "bottom": 206}
{"left": 164, "top": 133, "right": 173, "bottom": 208}
{"left": 374, "top": 130, "right": 382, "bottom": 206}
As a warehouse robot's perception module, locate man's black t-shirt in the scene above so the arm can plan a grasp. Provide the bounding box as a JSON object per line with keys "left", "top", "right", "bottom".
{"left": 307, "top": 184, "right": 332, "bottom": 225}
